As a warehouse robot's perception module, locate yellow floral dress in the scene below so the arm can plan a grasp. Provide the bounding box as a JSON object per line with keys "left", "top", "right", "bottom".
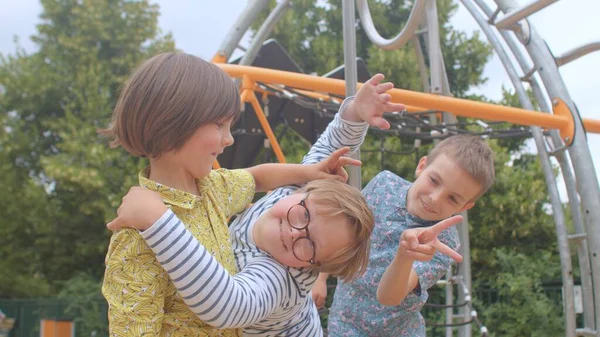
{"left": 102, "top": 168, "right": 255, "bottom": 336}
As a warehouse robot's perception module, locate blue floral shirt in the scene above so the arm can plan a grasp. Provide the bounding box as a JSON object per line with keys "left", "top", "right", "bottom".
{"left": 328, "top": 170, "right": 460, "bottom": 337}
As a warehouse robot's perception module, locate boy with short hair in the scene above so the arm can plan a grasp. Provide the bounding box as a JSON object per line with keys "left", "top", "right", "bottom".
{"left": 325, "top": 134, "right": 495, "bottom": 337}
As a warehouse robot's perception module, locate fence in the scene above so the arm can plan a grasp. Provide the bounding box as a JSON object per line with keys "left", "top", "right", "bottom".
{"left": 0, "top": 285, "right": 566, "bottom": 337}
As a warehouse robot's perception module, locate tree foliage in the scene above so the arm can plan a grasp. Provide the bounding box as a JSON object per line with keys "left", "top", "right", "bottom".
{"left": 0, "top": 0, "right": 174, "bottom": 297}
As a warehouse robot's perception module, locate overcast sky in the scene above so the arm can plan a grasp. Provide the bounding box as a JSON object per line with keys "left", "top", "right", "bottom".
{"left": 1, "top": 0, "right": 599, "bottom": 199}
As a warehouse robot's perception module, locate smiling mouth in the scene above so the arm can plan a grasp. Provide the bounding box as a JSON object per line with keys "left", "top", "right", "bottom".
{"left": 279, "top": 220, "right": 289, "bottom": 251}
{"left": 421, "top": 199, "right": 435, "bottom": 213}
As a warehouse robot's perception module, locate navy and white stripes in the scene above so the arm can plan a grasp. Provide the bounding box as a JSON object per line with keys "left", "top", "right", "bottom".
{"left": 139, "top": 98, "right": 369, "bottom": 336}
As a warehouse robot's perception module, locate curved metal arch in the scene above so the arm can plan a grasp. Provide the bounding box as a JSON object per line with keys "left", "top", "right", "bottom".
{"left": 356, "top": 0, "right": 427, "bottom": 50}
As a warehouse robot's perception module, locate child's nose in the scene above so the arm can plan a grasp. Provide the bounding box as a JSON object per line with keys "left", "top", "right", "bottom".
{"left": 223, "top": 131, "right": 234, "bottom": 147}
{"left": 290, "top": 227, "right": 306, "bottom": 241}
{"left": 430, "top": 190, "right": 443, "bottom": 203}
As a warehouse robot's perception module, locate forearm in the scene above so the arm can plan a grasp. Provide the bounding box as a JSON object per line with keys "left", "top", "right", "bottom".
{"left": 302, "top": 99, "right": 369, "bottom": 165}
{"left": 246, "top": 163, "right": 309, "bottom": 192}
{"left": 140, "top": 210, "right": 285, "bottom": 328}
{"left": 316, "top": 272, "right": 329, "bottom": 284}
{"left": 377, "top": 253, "right": 419, "bottom": 306}
{"left": 339, "top": 97, "right": 362, "bottom": 122}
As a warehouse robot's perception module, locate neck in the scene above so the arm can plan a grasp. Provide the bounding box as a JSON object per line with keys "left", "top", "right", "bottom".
{"left": 149, "top": 156, "right": 201, "bottom": 195}
{"left": 251, "top": 212, "right": 268, "bottom": 251}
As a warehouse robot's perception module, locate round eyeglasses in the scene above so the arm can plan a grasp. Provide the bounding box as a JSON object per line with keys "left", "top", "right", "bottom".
{"left": 286, "top": 194, "right": 317, "bottom": 264}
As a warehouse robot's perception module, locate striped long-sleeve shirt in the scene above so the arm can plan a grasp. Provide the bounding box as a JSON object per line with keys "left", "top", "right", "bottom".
{"left": 139, "top": 98, "right": 369, "bottom": 336}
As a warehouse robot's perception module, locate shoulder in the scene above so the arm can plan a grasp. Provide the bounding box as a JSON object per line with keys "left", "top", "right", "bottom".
{"left": 206, "top": 169, "right": 254, "bottom": 189}
{"left": 363, "top": 171, "right": 411, "bottom": 200}
{"left": 105, "top": 229, "right": 158, "bottom": 268}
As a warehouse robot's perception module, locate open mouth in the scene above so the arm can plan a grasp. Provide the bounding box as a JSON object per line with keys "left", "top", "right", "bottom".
{"left": 279, "top": 220, "right": 289, "bottom": 251}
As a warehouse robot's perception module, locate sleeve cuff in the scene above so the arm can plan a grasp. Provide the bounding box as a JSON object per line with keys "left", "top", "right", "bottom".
{"left": 140, "top": 208, "right": 176, "bottom": 243}
{"left": 338, "top": 96, "right": 369, "bottom": 127}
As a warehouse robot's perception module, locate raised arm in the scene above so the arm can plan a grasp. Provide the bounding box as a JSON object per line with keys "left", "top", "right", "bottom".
{"left": 246, "top": 148, "right": 360, "bottom": 191}
{"left": 302, "top": 74, "right": 404, "bottom": 165}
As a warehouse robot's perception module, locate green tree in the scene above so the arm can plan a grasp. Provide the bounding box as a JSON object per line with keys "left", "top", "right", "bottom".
{"left": 0, "top": 0, "right": 174, "bottom": 297}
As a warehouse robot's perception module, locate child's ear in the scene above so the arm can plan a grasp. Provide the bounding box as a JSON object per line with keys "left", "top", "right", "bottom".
{"left": 459, "top": 201, "right": 476, "bottom": 212}
{"left": 415, "top": 156, "right": 428, "bottom": 177}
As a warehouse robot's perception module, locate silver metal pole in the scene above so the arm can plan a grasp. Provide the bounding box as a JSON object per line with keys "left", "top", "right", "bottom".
{"left": 493, "top": 0, "right": 559, "bottom": 30}
{"left": 462, "top": 1, "right": 576, "bottom": 336}
{"left": 342, "top": 0, "right": 361, "bottom": 189}
{"left": 494, "top": 1, "right": 600, "bottom": 334}
{"left": 422, "top": 2, "right": 462, "bottom": 335}
{"left": 474, "top": 1, "right": 596, "bottom": 328}
{"left": 426, "top": 0, "right": 443, "bottom": 95}
{"left": 412, "top": 37, "right": 431, "bottom": 92}
{"left": 214, "top": 0, "right": 269, "bottom": 62}
{"left": 239, "top": 0, "right": 290, "bottom": 66}
{"left": 556, "top": 41, "right": 600, "bottom": 67}
{"left": 445, "top": 266, "right": 454, "bottom": 337}
{"left": 457, "top": 211, "right": 472, "bottom": 337}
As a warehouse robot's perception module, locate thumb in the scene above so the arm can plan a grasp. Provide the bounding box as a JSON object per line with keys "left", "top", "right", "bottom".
{"left": 107, "top": 217, "right": 130, "bottom": 231}
{"left": 369, "top": 116, "right": 390, "bottom": 130}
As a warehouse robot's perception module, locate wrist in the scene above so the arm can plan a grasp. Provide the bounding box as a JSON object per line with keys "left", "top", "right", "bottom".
{"left": 141, "top": 203, "right": 169, "bottom": 230}
{"left": 394, "top": 248, "right": 415, "bottom": 265}
{"left": 340, "top": 98, "right": 362, "bottom": 123}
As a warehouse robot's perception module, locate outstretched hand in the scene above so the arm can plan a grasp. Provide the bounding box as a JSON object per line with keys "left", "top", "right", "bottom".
{"left": 346, "top": 74, "right": 406, "bottom": 129}
{"left": 310, "top": 147, "right": 362, "bottom": 183}
{"left": 399, "top": 215, "right": 463, "bottom": 263}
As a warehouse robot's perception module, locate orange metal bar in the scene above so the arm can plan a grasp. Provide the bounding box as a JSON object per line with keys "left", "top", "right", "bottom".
{"left": 584, "top": 118, "right": 600, "bottom": 133}
{"left": 241, "top": 75, "right": 287, "bottom": 163}
{"left": 256, "top": 84, "right": 430, "bottom": 113}
{"left": 218, "top": 64, "right": 600, "bottom": 144}
{"left": 211, "top": 52, "right": 227, "bottom": 64}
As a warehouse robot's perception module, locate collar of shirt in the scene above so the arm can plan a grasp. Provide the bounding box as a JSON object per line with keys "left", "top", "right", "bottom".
{"left": 138, "top": 166, "right": 203, "bottom": 210}
{"left": 387, "top": 176, "right": 436, "bottom": 228}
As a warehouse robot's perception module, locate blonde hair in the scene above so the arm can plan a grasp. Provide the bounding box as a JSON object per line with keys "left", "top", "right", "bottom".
{"left": 427, "top": 134, "right": 495, "bottom": 198}
{"left": 100, "top": 52, "right": 240, "bottom": 158}
{"left": 298, "top": 179, "right": 374, "bottom": 282}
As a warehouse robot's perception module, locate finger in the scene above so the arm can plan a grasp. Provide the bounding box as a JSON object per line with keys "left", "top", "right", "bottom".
{"left": 368, "top": 116, "right": 390, "bottom": 130}
{"left": 376, "top": 82, "right": 394, "bottom": 94}
{"left": 404, "top": 249, "right": 436, "bottom": 262}
{"left": 402, "top": 241, "right": 437, "bottom": 255}
{"left": 366, "top": 73, "right": 385, "bottom": 86}
{"left": 336, "top": 168, "right": 349, "bottom": 183}
{"left": 336, "top": 157, "right": 362, "bottom": 167}
{"left": 326, "top": 147, "right": 351, "bottom": 164}
{"left": 379, "top": 93, "right": 391, "bottom": 103}
{"left": 431, "top": 240, "right": 463, "bottom": 263}
{"left": 321, "top": 171, "right": 347, "bottom": 183}
{"left": 107, "top": 217, "right": 127, "bottom": 231}
{"left": 384, "top": 102, "right": 406, "bottom": 112}
{"left": 430, "top": 215, "right": 463, "bottom": 236}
